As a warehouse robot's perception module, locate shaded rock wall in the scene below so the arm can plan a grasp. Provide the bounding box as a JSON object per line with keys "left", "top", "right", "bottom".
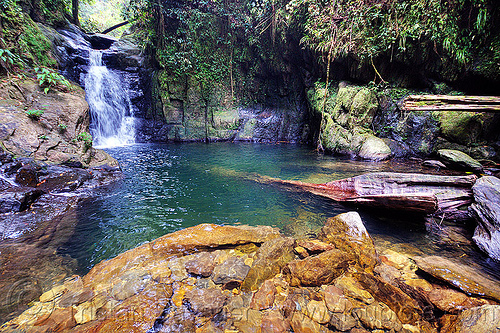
{"left": 308, "top": 81, "right": 500, "bottom": 160}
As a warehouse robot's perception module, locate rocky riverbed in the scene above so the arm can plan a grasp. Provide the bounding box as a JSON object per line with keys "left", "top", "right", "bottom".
{"left": 2, "top": 214, "right": 499, "bottom": 333}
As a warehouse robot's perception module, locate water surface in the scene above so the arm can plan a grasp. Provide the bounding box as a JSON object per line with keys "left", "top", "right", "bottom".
{"left": 60, "top": 142, "right": 500, "bottom": 279}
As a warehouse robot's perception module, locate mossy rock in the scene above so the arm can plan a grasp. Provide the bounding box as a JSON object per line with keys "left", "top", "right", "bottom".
{"left": 436, "top": 111, "right": 484, "bottom": 146}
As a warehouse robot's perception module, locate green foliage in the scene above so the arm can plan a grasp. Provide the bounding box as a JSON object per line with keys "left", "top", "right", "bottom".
{"left": 77, "top": 131, "right": 93, "bottom": 149}
{"left": 80, "top": 0, "right": 131, "bottom": 35}
{"left": 25, "top": 109, "right": 45, "bottom": 119}
{"left": 295, "top": 0, "right": 495, "bottom": 68}
{"left": 38, "top": 134, "right": 48, "bottom": 140}
{"left": 58, "top": 123, "right": 68, "bottom": 132}
{"left": 35, "top": 67, "right": 70, "bottom": 93}
{"left": 20, "top": 24, "right": 57, "bottom": 68}
{"left": 0, "top": 48, "right": 23, "bottom": 73}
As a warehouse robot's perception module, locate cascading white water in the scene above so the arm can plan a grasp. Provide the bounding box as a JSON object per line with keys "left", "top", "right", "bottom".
{"left": 85, "top": 49, "right": 135, "bottom": 148}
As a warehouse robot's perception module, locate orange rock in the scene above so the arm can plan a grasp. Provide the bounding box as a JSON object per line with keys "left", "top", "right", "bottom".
{"left": 354, "top": 272, "right": 422, "bottom": 325}
{"left": 90, "top": 281, "right": 172, "bottom": 332}
{"left": 33, "top": 307, "right": 76, "bottom": 332}
{"left": 290, "top": 311, "right": 331, "bottom": 333}
{"left": 285, "top": 249, "right": 355, "bottom": 287}
{"left": 261, "top": 310, "right": 289, "bottom": 333}
{"left": 428, "top": 288, "right": 487, "bottom": 314}
{"left": 319, "top": 212, "right": 378, "bottom": 272}
{"left": 83, "top": 224, "right": 279, "bottom": 289}
{"left": 250, "top": 280, "right": 277, "bottom": 310}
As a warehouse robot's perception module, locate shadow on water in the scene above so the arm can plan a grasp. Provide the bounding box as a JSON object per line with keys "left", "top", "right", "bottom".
{"left": 59, "top": 142, "right": 500, "bottom": 281}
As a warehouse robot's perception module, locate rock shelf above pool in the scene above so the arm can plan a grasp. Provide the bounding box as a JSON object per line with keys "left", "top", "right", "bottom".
{"left": 2, "top": 214, "right": 499, "bottom": 333}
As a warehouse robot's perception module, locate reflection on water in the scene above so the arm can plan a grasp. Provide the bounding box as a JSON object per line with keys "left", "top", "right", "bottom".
{"left": 59, "top": 142, "right": 500, "bottom": 280}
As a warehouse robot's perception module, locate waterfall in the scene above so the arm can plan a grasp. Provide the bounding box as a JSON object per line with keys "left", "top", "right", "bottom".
{"left": 85, "top": 49, "right": 135, "bottom": 148}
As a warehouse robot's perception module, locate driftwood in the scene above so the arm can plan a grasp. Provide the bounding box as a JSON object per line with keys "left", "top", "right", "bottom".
{"left": 205, "top": 166, "right": 476, "bottom": 215}
{"left": 403, "top": 95, "right": 500, "bottom": 112}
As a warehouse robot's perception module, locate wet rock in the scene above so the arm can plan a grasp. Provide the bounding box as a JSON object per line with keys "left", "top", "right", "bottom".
{"left": 284, "top": 249, "right": 355, "bottom": 286}
{"left": 261, "top": 309, "right": 289, "bottom": 333}
{"left": 109, "top": 268, "right": 151, "bottom": 300}
{"left": 160, "top": 306, "right": 197, "bottom": 333}
{"left": 234, "top": 308, "right": 263, "bottom": 333}
{"left": 302, "top": 299, "right": 330, "bottom": 324}
{"left": 37, "top": 165, "right": 92, "bottom": 193}
{"left": 422, "top": 160, "right": 447, "bottom": 170}
{"left": 296, "top": 239, "right": 334, "bottom": 253}
{"left": 438, "top": 149, "right": 483, "bottom": 172}
{"left": 241, "top": 237, "right": 295, "bottom": 291}
{"left": 84, "top": 224, "right": 279, "bottom": 289}
{"left": 447, "top": 305, "right": 500, "bottom": 333}
{"left": 212, "top": 256, "right": 251, "bottom": 287}
{"left": 358, "top": 135, "right": 392, "bottom": 161}
{"left": 353, "top": 302, "right": 403, "bottom": 331}
{"left": 470, "top": 176, "right": 500, "bottom": 261}
{"left": 329, "top": 312, "right": 357, "bottom": 331}
{"left": 354, "top": 272, "right": 422, "bottom": 324}
{"left": 334, "top": 275, "right": 375, "bottom": 304}
{"left": 320, "top": 211, "right": 378, "bottom": 272}
{"left": 428, "top": 288, "right": 486, "bottom": 314}
{"left": 184, "top": 288, "right": 228, "bottom": 317}
{"left": 197, "top": 320, "right": 224, "bottom": 333}
{"left": 294, "top": 246, "right": 309, "bottom": 258}
{"left": 58, "top": 287, "right": 93, "bottom": 308}
{"left": 185, "top": 252, "right": 217, "bottom": 277}
{"left": 85, "top": 282, "right": 172, "bottom": 332}
{"left": 413, "top": 255, "right": 500, "bottom": 302}
{"left": 0, "top": 150, "right": 13, "bottom": 164}
{"left": 324, "top": 285, "right": 353, "bottom": 313}
{"left": 32, "top": 307, "right": 76, "bottom": 332}
{"left": 0, "top": 177, "right": 10, "bottom": 191}
{"left": 3, "top": 161, "right": 22, "bottom": 176}
{"left": 250, "top": 280, "right": 277, "bottom": 310}
{"left": 15, "top": 165, "right": 39, "bottom": 187}
{"left": 0, "top": 187, "right": 43, "bottom": 213}
{"left": 290, "top": 311, "right": 331, "bottom": 333}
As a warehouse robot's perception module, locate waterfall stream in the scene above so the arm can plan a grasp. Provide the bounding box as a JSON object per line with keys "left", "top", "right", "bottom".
{"left": 85, "top": 49, "right": 135, "bottom": 148}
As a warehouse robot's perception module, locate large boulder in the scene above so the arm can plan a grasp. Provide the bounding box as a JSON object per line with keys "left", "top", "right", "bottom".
{"left": 284, "top": 249, "right": 355, "bottom": 286}
{"left": 0, "top": 78, "right": 118, "bottom": 168}
{"left": 437, "top": 149, "right": 483, "bottom": 172}
{"left": 470, "top": 176, "right": 500, "bottom": 261}
{"left": 319, "top": 211, "right": 378, "bottom": 272}
{"left": 358, "top": 135, "right": 392, "bottom": 161}
{"left": 310, "top": 82, "right": 390, "bottom": 159}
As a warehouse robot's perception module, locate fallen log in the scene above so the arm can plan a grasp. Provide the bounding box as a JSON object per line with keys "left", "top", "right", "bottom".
{"left": 201, "top": 165, "right": 476, "bottom": 215}
{"left": 262, "top": 172, "right": 476, "bottom": 214}
{"left": 403, "top": 95, "right": 500, "bottom": 112}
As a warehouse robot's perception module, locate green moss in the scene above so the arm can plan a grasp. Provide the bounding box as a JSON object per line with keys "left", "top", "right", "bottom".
{"left": 436, "top": 111, "right": 483, "bottom": 146}
{"left": 0, "top": 2, "right": 57, "bottom": 69}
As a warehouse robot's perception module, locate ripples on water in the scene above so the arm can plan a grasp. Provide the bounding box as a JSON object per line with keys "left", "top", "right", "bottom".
{"left": 60, "top": 142, "right": 500, "bottom": 279}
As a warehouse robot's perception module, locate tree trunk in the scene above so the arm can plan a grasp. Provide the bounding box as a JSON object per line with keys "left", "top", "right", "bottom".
{"left": 72, "top": 0, "right": 80, "bottom": 27}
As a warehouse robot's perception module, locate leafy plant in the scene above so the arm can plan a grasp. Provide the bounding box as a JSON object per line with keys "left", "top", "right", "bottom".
{"left": 0, "top": 48, "right": 23, "bottom": 73}
{"left": 34, "top": 67, "right": 70, "bottom": 94}
{"left": 77, "top": 131, "right": 93, "bottom": 149}
{"left": 58, "top": 123, "right": 68, "bottom": 132}
{"left": 25, "top": 109, "right": 45, "bottom": 120}
{"left": 38, "top": 134, "right": 48, "bottom": 140}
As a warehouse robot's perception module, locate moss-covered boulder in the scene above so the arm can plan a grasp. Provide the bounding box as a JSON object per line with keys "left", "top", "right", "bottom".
{"left": 309, "top": 82, "right": 390, "bottom": 160}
